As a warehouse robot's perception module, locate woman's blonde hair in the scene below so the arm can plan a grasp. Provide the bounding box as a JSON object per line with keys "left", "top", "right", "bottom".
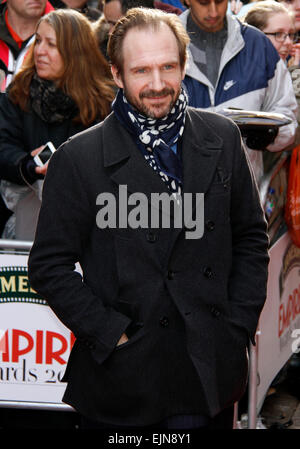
{"left": 9, "top": 9, "right": 116, "bottom": 126}
{"left": 243, "top": 1, "right": 294, "bottom": 30}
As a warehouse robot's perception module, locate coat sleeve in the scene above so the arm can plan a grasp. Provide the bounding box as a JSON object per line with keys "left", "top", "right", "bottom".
{"left": 27, "top": 142, "right": 131, "bottom": 365}
{"left": 228, "top": 124, "right": 270, "bottom": 344}
{"left": 0, "top": 93, "right": 31, "bottom": 184}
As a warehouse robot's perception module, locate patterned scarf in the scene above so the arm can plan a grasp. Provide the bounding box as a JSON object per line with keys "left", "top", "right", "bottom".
{"left": 112, "top": 87, "right": 188, "bottom": 193}
{"left": 30, "top": 73, "right": 78, "bottom": 124}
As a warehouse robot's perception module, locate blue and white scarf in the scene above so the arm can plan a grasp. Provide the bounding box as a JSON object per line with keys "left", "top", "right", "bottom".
{"left": 112, "top": 88, "right": 188, "bottom": 193}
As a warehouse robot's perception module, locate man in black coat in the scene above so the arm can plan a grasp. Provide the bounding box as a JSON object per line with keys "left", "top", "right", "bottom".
{"left": 28, "top": 7, "right": 269, "bottom": 430}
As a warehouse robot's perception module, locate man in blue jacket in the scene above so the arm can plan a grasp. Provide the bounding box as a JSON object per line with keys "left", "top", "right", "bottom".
{"left": 181, "top": 0, "right": 298, "bottom": 182}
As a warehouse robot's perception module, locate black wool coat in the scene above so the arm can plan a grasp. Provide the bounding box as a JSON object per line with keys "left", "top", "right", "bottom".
{"left": 28, "top": 107, "right": 269, "bottom": 426}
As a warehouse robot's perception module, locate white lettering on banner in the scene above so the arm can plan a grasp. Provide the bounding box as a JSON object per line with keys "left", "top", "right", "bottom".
{"left": 291, "top": 329, "right": 300, "bottom": 353}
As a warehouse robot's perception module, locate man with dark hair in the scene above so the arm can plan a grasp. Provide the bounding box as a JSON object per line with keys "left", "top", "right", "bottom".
{"left": 28, "top": 7, "right": 269, "bottom": 430}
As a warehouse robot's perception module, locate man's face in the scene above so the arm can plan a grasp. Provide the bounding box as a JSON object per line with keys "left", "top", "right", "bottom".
{"left": 103, "top": 0, "right": 123, "bottom": 33}
{"left": 185, "top": 0, "right": 228, "bottom": 33}
{"left": 7, "top": 0, "right": 47, "bottom": 20}
{"left": 111, "top": 24, "right": 185, "bottom": 119}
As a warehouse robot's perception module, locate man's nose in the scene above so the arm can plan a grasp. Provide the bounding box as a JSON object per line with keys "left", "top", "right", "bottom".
{"left": 208, "top": 1, "right": 218, "bottom": 16}
{"left": 149, "top": 70, "right": 165, "bottom": 90}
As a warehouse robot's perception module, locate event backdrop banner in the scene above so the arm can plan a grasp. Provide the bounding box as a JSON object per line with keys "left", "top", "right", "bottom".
{"left": 256, "top": 232, "right": 300, "bottom": 412}
{"left": 0, "top": 253, "right": 74, "bottom": 407}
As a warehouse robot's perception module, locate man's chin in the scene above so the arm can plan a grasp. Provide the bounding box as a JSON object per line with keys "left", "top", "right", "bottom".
{"left": 147, "top": 109, "right": 169, "bottom": 119}
{"left": 141, "top": 101, "right": 174, "bottom": 119}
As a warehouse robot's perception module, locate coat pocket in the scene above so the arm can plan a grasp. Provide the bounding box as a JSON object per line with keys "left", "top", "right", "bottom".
{"left": 208, "top": 169, "right": 231, "bottom": 196}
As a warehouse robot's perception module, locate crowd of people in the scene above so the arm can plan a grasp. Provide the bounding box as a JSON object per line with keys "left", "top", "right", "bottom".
{"left": 0, "top": 0, "right": 299, "bottom": 430}
{"left": 0, "top": 0, "right": 298, "bottom": 240}
{"left": 0, "top": 6, "right": 115, "bottom": 239}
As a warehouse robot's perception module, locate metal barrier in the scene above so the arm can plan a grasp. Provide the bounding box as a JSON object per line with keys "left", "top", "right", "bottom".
{"left": 248, "top": 339, "right": 259, "bottom": 429}
{"left": 0, "top": 239, "right": 32, "bottom": 252}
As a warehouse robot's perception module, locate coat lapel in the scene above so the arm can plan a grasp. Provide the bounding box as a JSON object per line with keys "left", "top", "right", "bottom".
{"left": 182, "top": 108, "right": 224, "bottom": 195}
{"left": 181, "top": 109, "right": 224, "bottom": 230}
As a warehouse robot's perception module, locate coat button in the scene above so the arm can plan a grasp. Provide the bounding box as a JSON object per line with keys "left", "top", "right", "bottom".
{"left": 205, "top": 220, "right": 215, "bottom": 231}
{"left": 84, "top": 340, "right": 95, "bottom": 349}
{"left": 211, "top": 307, "right": 221, "bottom": 317}
{"left": 159, "top": 316, "right": 169, "bottom": 327}
{"left": 203, "top": 266, "right": 213, "bottom": 278}
{"left": 146, "top": 231, "right": 158, "bottom": 243}
{"left": 167, "top": 270, "right": 174, "bottom": 280}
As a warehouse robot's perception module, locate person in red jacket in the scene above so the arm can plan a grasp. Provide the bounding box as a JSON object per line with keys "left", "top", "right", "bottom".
{"left": 0, "top": 0, "right": 54, "bottom": 91}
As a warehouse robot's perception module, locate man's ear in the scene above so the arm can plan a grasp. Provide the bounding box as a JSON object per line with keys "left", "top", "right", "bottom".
{"left": 111, "top": 65, "right": 124, "bottom": 88}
